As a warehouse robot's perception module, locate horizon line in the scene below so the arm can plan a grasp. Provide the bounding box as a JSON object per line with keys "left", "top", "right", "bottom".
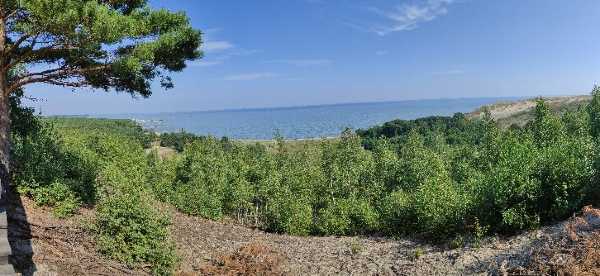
{"left": 44, "top": 94, "right": 583, "bottom": 117}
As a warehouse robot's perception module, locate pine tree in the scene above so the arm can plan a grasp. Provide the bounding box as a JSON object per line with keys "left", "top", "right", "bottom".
{"left": 0, "top": 0, "right": 201, "bottom": 198}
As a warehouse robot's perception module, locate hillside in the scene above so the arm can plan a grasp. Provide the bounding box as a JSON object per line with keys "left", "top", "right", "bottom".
{"left": 7, "top": 95, "right": 600, "bottom": 275}
{"left": 9, "top": 190, "right": 600, "bottom": 275}
{"left": 468, "top": 95, "right": 591, "bottom": 127}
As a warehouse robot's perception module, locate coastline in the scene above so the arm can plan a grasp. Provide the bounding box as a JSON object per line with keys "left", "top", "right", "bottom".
{"left": 49, "top": 95, "right": 589, "bottom": 142}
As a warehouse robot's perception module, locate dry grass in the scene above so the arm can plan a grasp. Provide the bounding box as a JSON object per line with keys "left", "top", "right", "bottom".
{"left": 193, "top": 243, "right": 285, "bottom": 276}
{"left": 508, "top": 206, "right": 600, "bottom": 276}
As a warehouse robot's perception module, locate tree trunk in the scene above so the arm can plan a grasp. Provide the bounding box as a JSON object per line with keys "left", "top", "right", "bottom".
{"left": 0, "top": 11, "right": 9, "bottom": 204}
{"left": 0, "top": 84, "right": 9, "bottom": 204}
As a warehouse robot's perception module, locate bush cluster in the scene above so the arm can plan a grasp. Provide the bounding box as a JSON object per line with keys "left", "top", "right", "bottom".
{"left": 11, "top": 87, "right": 600, "bottom": 273}
{"left": 11, "top": 103, "right": 178, "bottom": 274}
{"left": 158, "top": 131, "right": 208, "bottom": 152}
{"left": 150, "top": 90, "right": 600, "bottom": 241}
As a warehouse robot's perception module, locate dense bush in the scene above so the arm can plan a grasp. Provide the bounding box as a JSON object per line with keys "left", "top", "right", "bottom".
{"left": 11, "top": 105, "right": 178, "bottom": 274}
{"left": 88, "top": 134, "right": 178, "bottom": 275}
{"left": 356, "top": 112, "right": 488, "bottom": 149}
{"left": 44, "top": 117, "right": 155, "bottom": 148}
{"left": 96, "top": 190, "right": 177, "bottom": 276}
{"left": 149, "top": 91, "right": 600, "bottom": 241}
{"left": 159, "top": 131, "right": 207, "bottom": 152}
{"left": 11, "top": 88, "right": 600, "bottom": 274}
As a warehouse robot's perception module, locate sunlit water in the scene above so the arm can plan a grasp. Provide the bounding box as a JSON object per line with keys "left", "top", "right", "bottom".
{"left": 99, "top": 98, "right": 518, "bottom": 140}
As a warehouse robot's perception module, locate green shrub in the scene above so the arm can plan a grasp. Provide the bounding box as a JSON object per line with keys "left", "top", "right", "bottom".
{"left": 476, "top": 132, "right": 541, "bottom": 232}
{"left": 159, "top": 131, "right": 206, "bottom": 152}
{"left": 223, "top": 146, "right": 255, "bottom": 221}
{"left": 379, "top": 190, "right": 414, "bottom": 235}
{"left": 315, "top": 198, "right": 378, "bottom": 235}
{"left": 320, "top": 130, "right": 379, "bottom": 203}
{"left": 96, "top": 191, "right": 177, "bottom": 275}
{"left": 411, "top": 178, "right": 469, "bottom": 239}
{"left": 14, "top": 89, "right": 600, "bottom": 254}
{"left": 172, "top": 139, "right": 228, "bottom": 219}
{"left": 44, "top": 117, "right": 154, "bottom": 148}
{"left": 93, "top": 138, "right": 178, "bottom": 275}
{"left": 146, "top": 152, "right": 179, "bottom": 202}
{"left": 315, "top": 199, "right": 352, "bottom": 235}
{"left": 29, "top": 181, "right": 80, "bottom": 218}
{"left": 535, "top": 136, "right": 594, "bottom": 220}
{"left": 264, "top": 194, "right": 313, "bottom": 236}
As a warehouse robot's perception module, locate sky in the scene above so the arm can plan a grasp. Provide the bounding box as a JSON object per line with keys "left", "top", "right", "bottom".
{"left": 25, "top": 0, "right": 600, "bottom": 115}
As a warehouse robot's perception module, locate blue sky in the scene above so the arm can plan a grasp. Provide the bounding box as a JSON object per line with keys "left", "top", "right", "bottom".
{"left": 26, "top": 0, "right": 600, "bottom": 115}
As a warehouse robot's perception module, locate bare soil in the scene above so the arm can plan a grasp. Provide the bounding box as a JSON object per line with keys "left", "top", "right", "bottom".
{"left": 7, "top": 194, "right": 147, "bottom": 276}
{"left": 170, "top": 211, "right": 580, "bottom": 276}
{"left": 8, "top": 192, "right": 600, "bottom": 276}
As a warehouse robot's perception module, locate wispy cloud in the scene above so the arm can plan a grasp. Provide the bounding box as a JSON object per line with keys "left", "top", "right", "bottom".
{"left": 264, "top": 59, "right": 332, "bottom": 67}
{"left": 192, "top": 28, "right": 260, "bottom": 68}
{"left": 224, "top": 72, "right": 278, "bottom": 81}
{"left": 375, "top": 50, "right": 388, "bottom": 56}
{"left": 202, "top": 40, "right": 235, "bottom": 53}
{"left": 366, "top": 0, "right": 455, "bottom": 36}
{"left": 189, "top": 60, "right": 225, "bottom": 67}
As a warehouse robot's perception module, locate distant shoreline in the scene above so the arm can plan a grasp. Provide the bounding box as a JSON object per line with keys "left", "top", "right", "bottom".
{"left": 47, "top": 96, "right": 525, "bottom": 117}
{"left": 49, "top": 95, "right": 589, "bottom": 141}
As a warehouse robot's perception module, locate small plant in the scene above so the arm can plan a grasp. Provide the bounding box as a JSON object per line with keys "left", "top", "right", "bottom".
{"left": 348, "top": 239, "right": 362, "bottom": 255}
{"left": 412, "top": 247, "right": 424, "bottom": 260}
{"left": 29, "top": 181, "right": 81, "bottom": 218}
{"left": 52, "top": 197, "right": 80, "bottom": 219}
{"left": 449, "top": 235, "right": 465, "bottom": 249}
{"left": 472, "top": 218, "right": 490, "bottom": 247}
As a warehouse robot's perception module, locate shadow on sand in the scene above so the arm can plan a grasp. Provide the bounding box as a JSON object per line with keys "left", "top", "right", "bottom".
{"left": 6, "top": 186, "right": 35, "bottom": 275}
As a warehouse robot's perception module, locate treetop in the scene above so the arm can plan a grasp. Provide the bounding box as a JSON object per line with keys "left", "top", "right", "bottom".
{"left": 1, "top": 0, "right": 202, "bottom": 96}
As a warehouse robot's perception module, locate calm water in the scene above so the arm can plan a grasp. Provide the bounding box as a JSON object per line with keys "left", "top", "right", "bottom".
{"left": 101, "top": 98, "right": 518, "bottom": 140}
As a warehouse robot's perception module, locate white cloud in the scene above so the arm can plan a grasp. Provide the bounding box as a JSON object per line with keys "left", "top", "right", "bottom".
{"left": 188, "top": 60, "right": 224, "bottom": 67}
{"left": 202, "top": 40, "right": 234, "bottom": 53}
{"left": 369, "top": 0, "right": 454, "bottom": 36}
{"left": 265, "top": 59, "right": 332, "bottom": 67}
{"left": 375, "top": 50, "right": 388, "bottom": 56}
{"left": 193, "top": 28, "right": 260, "bottom": 67}
{"left": 224, "top": 72, "right": 278, "bottom": 81}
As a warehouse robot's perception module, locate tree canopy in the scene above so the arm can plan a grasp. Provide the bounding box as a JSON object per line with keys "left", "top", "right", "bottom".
{"left": 0, "top": 0, "right": 201, "bottom": 96}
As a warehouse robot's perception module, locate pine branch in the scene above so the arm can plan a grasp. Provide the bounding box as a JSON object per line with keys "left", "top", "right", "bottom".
{"left": 7, "top": 64, "right": 110, "bottom": 95}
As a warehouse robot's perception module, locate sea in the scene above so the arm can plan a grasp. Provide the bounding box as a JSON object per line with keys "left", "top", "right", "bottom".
{"left": 100, "top": 97, "right": 519, "bottom": 140}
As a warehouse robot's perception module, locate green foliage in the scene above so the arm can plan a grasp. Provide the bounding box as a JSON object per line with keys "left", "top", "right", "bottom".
{"left": 531, "top": 98, "right": 565, "bottom": 147}
{"left": 588, "top": 85, "right": 600, "bottom": 139}
{"left": 45, "top": 117, "right": 156, "bottom": 148}
{"left": 171, "top": 139, "right": 228, "bottom": 219}
{"left": 91, "top": 134, "right": 179, "bottom": 275}
{"left": 348, "top": 239, "right": 362, "bottom": 255}
{"left": 29, "top": 181, "right": 79, "bottom": 218}
{"left": 357, "top": 113, "right": 488, "bottom": 149}
{"left": 146, "top": 94, "right": 600, "bottom": 240}
{"left": 315, "top": 197, "right": 379, "bottom": 235}
{"left": 159, "top": 131, "right": 206, "bottom": 152}
{"left": 12, "top": 87, "right": 600, "bottom": 272}
{"left": 264, "top": 195, "right": 313, "bottom": 236}
{"left": 6, "top": 0, "right": 201, "bottom": 96}
{"left": 12, "top": 105, "right": 179, "bottom": 273}
{"left": 96, "top": 191, "right": 177, "bottom": 275}
{"left": 412, "top": 247, "right": 424, "bottom": 260}
{"left": 4, "top": 1, "right": 201, "bottom": 273}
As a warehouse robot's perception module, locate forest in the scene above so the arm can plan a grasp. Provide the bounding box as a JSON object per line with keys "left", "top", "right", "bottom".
{"left": 9, "top": 88, "right": 600, "bottom": 274}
